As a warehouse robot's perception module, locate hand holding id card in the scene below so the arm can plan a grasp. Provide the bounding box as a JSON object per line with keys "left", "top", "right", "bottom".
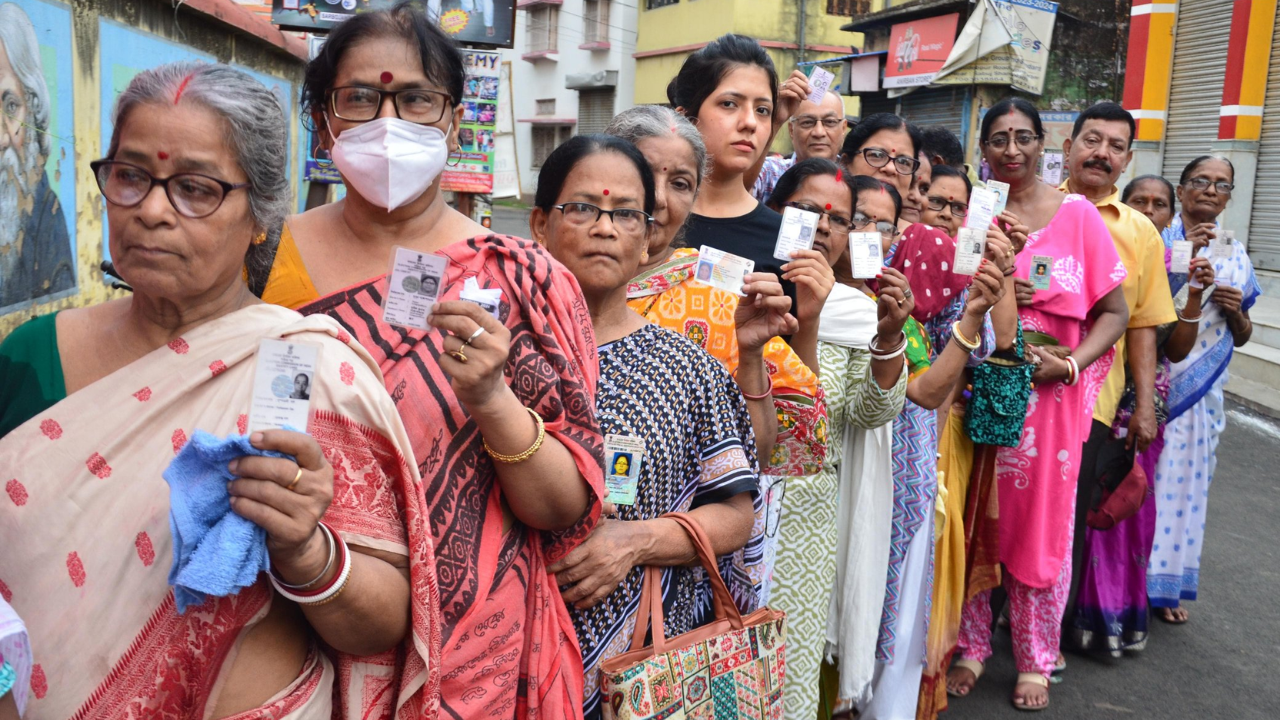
{"left": 987, "top": 180, "right": 1010, "bottom": 216}
{"left": 695, "top": 245, "right": 754, "bottom": 296}
{"left": 248, "top": 338, "right": 320, "bottom": 434}
{"left": 804, "top": 65, "right": 835, "bottom": 104}
{"left": 775, "top": 205, "right": 819, "bottom": 262}
{"left": 952, "top": 227, "right": 986, "bottom": 276}
{"left": 604, "top": 434, "right": 645, "bottom": 506}
{"left": 1031, "top": 255, "right": 1054, "bottom": 291}
{"left": 383, "top": 246, "right": 448, "bottom": 331}
{"left": 1211, "top": 229, "right": 1234, "bottom": 260}
{"left": 848, "top": 231, "right": 883, "bottom": 279}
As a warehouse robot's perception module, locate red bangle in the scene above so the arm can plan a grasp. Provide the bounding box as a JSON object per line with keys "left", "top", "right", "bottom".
{"left": 738, "top": 376, "right": 774, "bottom": 401}
{"left": 270, "top": 522, "right": 348, "bottom": 597}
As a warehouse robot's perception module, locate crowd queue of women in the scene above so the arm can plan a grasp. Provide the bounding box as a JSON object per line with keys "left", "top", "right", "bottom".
{"left": 0, "top": 4, "right": 1262, "bottom": 719}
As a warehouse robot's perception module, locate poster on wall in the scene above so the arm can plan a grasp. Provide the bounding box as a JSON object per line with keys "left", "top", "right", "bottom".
{"left": 271, "top": 0, "right": 517, "bottom": 49}
{"left": 882, "top": 13, "right": 959, "bottom": 89}
{"left": 1, "top": 0, "right": 78, "bottom": 318}
{"left": 934, "top": 0, "right": 1058, "bottom": 95}
{"left": 442, "top": 50, "right": 498, "bottom": 194}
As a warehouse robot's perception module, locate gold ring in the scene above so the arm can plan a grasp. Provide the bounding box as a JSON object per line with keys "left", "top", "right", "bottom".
{"left": 449, "top": 348, "right": 468, "bottom": 363}
{"left": 1007, "top": 249, "right": 1014, "bottom": 258}
{"left": 286, "top": 466, "right": 303, "bottom": 492}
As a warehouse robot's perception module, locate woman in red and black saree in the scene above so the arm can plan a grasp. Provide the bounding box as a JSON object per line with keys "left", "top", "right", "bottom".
{"left": 0, "top": 63, "right": 440, "bottom": 719}
{"left": 258, "top": 8, "right": 605, "bottom": 720}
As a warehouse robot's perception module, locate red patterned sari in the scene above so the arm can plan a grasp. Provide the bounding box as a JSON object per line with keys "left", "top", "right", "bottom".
{"left": 296, "top": 234, "right": 605, "bottom": 720}
{"left": 0, "top": 304, "right": 440, "bottom": 720}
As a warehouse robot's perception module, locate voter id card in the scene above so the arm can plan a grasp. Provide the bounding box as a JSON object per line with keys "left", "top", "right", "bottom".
{"left": 805, "top": 65, "right": 835, "bottom": 104}
{"left": 695, "top": 245, "right": 754, "bottom": 296}
{"left": 774, "top": 205, "right": 819, "bottom": 262}
{"left": 382, "top": 246, "right": 448, "bottom": 331}
{"left": 1031, "top": 255, "right": 1054, "bottom": 291}
{"left": 604, "top": 434, "right": 645, "bottom": 506}
{"left": 987, "top": 180, "right": 1010, "bottom": 216}
{"left": 1211, "top": 229, "right": 1234, "bottom": 260}
{"left": 248, "top": 338, "right": 320, "bottom": 434}
{"left": 953, "top": 227, "right": 986, "bottom": 276}
{"left": 1171, "top": 240, "right": 1194, "bottom": 274}
{"left": 848, "top": 231, "right": 883, "bottom": 279}
{"left": 965, "top": 186, "right": 998, "bottom": 231}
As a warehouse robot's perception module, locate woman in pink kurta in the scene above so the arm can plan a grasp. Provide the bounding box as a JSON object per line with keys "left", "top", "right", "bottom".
{"left": 948, "top": 98, "right": 1129, "bottom": 712}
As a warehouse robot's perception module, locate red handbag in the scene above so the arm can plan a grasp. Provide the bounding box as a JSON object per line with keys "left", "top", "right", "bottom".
{"left": 1086, "top": 463, "right": 1148, "bottom": 530}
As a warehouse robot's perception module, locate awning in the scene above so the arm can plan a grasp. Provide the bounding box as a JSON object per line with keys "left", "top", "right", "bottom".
{"left": 565, "top": 70, "right": 619, "bottom": 90}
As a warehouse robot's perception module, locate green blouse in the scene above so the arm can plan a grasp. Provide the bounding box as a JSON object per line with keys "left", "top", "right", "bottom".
{"left": 0, "top": 312, "right": 66, "bottom": 439}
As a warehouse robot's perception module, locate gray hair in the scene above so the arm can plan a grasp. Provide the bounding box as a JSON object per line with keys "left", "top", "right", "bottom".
{"left": 0, "top": 3, "right": 50, "bottom": 159}
{"left": 107, "top": 61, "right": 290, "bottom": 285}
{"left": 604, "top": 105, "right": 708, "bottom": 186}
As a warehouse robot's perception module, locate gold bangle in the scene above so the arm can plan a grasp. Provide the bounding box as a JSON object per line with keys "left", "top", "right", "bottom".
{"left": 308, "top": 572, "right": 350, "bottom": 607}
{"left": 483, "top": 407, "right": 546, "bottom": 464}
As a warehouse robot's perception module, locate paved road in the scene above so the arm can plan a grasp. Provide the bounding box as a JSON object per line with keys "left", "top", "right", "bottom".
{"left": 946, "top": 401, "right": 1280, "bottom": 719}
{"left": 490, "top": 205, "right": 530, "bottom": 237}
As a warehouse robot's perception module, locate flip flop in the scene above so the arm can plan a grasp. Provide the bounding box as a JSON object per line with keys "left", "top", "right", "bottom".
{"left": 946, "top": 659, "right": 984, "bottom": 698}
{"left": 1011, "top": 672, "right": 1050, "bottom": 712}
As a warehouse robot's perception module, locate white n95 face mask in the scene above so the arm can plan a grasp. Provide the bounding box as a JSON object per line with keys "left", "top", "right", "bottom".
{"left": 330, "top": 117, "right": 451, "bottom": 212}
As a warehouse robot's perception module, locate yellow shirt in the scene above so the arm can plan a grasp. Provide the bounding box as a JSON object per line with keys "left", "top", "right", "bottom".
{"left": 260, "top": 223, "right": 321, "bottom": 310}
{"left": 1060, "top": 182, "right": 1177, "bottom": 426}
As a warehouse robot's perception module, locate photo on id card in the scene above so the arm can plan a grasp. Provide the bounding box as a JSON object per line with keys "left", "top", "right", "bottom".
{"left": 382, "top": 246, "right": 448, "bottom": 331}
{"left": 248, "top": 338, "right": 320, "bottom": 434}
{"left": 695, "top": 245, "right": 754, "bottom": 296}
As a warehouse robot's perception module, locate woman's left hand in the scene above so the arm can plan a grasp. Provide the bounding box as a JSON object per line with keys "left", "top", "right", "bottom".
{"left": 1028, "top": 345, "right": 1071, "bottom": 385}
{"left": 984, "top": 223, "right": 1015, "bottom": 274}
{"left": 228, "top": 430, "right": 334, "bottom": 581}
{"left": 774, "top": 70, "right": 812, "bottom": 130}
{"left": 430, "top": 301, "right": 514, "bottom": 411}
{"left": 964, "top": 260, "right": 1005, "bottom": 317}
{"left": 1213, "top": 285, "right": 1244, "bottom": 315}
{"left": 875, "top": 267, "right": 914, "bottom": 339}
{"left": 998, "top": 211, "right": 1031, "bottom": 255}
{"left": 737, "top": 272, "right": 799, "bottom": 353}
{"left": 548, "top": 518, "right": 644, "bottom": 609}
{"left": 782, "top": 249, "right": 835, "bottom": 327}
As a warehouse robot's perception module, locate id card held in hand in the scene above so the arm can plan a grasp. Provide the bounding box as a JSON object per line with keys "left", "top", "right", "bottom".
{"left": 805, "top": 65, "right": 836, "bottom": 104}
{"left": 965, "top": 186, "right": 998, "bottom": 231}
{"left": 382, "top": 246, "right": 448, "bottom": 331}
{"left": 1171, "top": 240, "right": 1193, "bottom": 274}
{"left": 1211, "top": 229, "right": 1234, "bottom": 260}
{"left": 1031, "top": 255, "right": 1054, "bottom": 291}
{"left": 248, "top": 338, "right": 320, "bottom": 434}
{"left": 695, "top": 245, "right": 754, "bottom": 296}
{"left": 987, "top": 180, "right": 1010, "bottom": 216}
{"left": 953, "top": 227, "right": 986, "bottom": 276}
{"left": 774, "top": 205, "right": 819, "bottom": 262}
{"left": 604, "top": 434, "right": 645, "bottom": 506}
{"left": 848, "top": 231, "right": 883, "bottom": 279}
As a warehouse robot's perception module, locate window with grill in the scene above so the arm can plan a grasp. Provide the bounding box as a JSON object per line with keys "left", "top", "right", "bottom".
{"left": 536, "top": 98, "right": 556, "bottom": 115}
{"left": 525, "top": 5, "right": 559, "bottom": 54}
{"left": 532, "top": 125, "right": 573, "bottom": 168}
{"left": 583, "top": 0, "right": 610, "bottom": 44}
{"left": 827, "top": 0, "right": 870, "bottom": 15}
{"left": 646, "top": 0, "right": 678, "bottom": 9}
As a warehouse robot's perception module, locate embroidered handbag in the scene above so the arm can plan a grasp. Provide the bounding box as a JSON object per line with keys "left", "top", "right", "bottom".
{"left": 600, "top": 513, "right": 787, "bottom": 720}
{"left": 965, "top": 324, "right": 1035, "bottom": 447}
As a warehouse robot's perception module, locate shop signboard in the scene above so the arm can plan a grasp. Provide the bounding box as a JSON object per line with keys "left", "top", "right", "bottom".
{"left": 883, "top": 13, "right": 960, "bottom": 89}
{"left": 441, "top": 50, "right": 500, "bottom": 193}
{"left": 272, "top": 0, "right": 517, "bottom": 48}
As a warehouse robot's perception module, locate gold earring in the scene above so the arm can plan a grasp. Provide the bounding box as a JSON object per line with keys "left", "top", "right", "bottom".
{"left": 641, "top": 250, "right": 650, "bottom": 262}
{"left": 252, "top": 232, "right": 267, "bottom": 245}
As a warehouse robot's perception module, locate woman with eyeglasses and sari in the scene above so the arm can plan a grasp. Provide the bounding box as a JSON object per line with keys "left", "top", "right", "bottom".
{"left": 948, "top": 97, "right": 1129, "bottom": 712}
{"left": 257, "top": 8, "right": 604, "bottom": 719}
{"left": 0, "top": 62, "right": 439, "bottom": 720}
{"left": 530, "top": 134, "right": 775, "bottom": 720}
{"left": 1146, "top": 156, "right": 1261, "bottom": 625}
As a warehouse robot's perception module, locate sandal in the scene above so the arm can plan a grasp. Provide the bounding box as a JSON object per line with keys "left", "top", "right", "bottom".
{"left": 1012, "top": 672, "right": 1049, "bottom": 712}
{"left": 946, "top": 659, "right": 984, "bottom": 698}
{"left": 1157, "top": 606, "right": 1189, "bottom": 624}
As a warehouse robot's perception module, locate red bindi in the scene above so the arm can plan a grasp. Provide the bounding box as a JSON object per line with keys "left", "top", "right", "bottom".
{"left": 603, "top": 189, "right": 609, "bottom": 196}
{"left": 157, "top": 151, "right": 169, "bottom": 160}
{"left": 380, "top": 71, "right": 394, "bottom": 83}
{"left": 825, "top": 203, "right": 832, "bottom": 210}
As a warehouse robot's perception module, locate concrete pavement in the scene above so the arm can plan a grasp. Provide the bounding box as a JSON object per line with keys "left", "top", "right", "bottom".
{"left": 490, "top": 205, "right": 530, "bottom": 238}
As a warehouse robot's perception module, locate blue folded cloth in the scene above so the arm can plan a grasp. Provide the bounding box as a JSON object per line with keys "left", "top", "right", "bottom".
{"left": 164, "top": 430, "right": 291, "bottom": 613}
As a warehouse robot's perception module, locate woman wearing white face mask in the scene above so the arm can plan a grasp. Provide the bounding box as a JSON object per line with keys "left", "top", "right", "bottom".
{"left": 259, "top": 7, "right": 607, "bottom": 720}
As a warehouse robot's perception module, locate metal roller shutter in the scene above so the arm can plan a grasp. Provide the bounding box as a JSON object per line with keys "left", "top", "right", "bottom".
{"left": 1162, "top": 0, "right": 1234, "bottom": 182}
{"left": 1250, "top": 28, "right": 1280, "bottom": 271}
{"left": 896, "top": 86, "right": 967, "bottom": 139}
{"left": 576, "top": 88, "right": 615, "bottom": 135}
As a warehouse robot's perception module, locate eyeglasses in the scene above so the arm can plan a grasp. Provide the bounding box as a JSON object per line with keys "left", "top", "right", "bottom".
{"left": 554, "top": 202, "right": 653, "bottom": 234}
{"left": 329, "top": 85, "right": 453, "bottom": 125}
{"left": 785, "top": 201, "right": 852, "bottom": 233}
{"left": 1187, "top": 176, "right": 1234, "bottom": 194}
{"left": 925, "top": 196, "right": 969, "bottom": 218}
{"left": 856, "top": 147, "right": 919, "bottom": 175}
{"left": 90, "top": 159, "right": 249, "bottom": 219}
{"left": 983, "top": 132, "right": 1042, "bottom": 150}
{"left": 852, "top": 212, "right": 900, "bottom": 238}
{"left": 791, "top": 116, "right": 844, "bottom": 131}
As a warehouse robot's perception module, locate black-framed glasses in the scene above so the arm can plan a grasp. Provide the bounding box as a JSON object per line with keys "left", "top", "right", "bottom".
{"left": 791, "top": 116, "right": 844, "bottom": 131}
{"left": 90, "top": 159, "right": 249, "bottom": 219}
{"left": 852, "top": 212, "right": 900, "bottom": 238}
{"left": 983, "top": 132, "right": 1042, "bottom": 150}
{"left": 1187, "top": 176, "right": 1234, "bottom": 194}
{"left": 857, "top": 147, "right": 919, "bottom": 175}
{"left": 785, "top": 201, "right": 852, "bottom": 233}
{"left": 554, "top": 202, "right": 653, "bottom": 234}
{"left": 925, "top": 195, "right": 969, "bottom": 218}
{"left": 329, "top": 85, "right": 453, "bottom": 125}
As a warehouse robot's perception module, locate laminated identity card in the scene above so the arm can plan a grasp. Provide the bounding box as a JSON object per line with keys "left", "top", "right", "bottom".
{"left": 953, "top": 227, "right": 986, "bottom": 276}
{"left": 695, "top": 245, "right": 754, "bottom": 296}
{"left": 805, "top": 65, "right": 836, "bottom": 104}
{"left": 603, "top": 434, "right": 645, "bottom": 506}
{"left": 774, "top": 205, "right": 820, "bottom": 262}
{"left": 1171, "top": 240, "right": 1194, "bottom": 274}
{"left": 848, "top": 231, "right": 883, "bottom": 279}
{"left": 965, "top": 186, "right": 999, "bottom": 231}
{"left": 1211, "top": 229, "right": 1234, "bottom": 260}
{"left": 1031, "top": 255, "right": 1054, "bottom": 291}
{"left": 382, "top": 246, "right": 448, "bottom": 331}
{"left": 987, "top": 180, "right": 1010, "bottom": 216}
{"left": 248, "top": 338, "right": 319, "bottom": 434}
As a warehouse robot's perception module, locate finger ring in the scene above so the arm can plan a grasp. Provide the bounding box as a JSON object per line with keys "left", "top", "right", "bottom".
{"left": 896, "top": 298, "right": 904, "bottom": 307}
{"left": 903, "top": 289, "right": 913, "bottom": 299}
{"left": 462, "top": 326, "right": 485, "bottom": 347}
{"left": 449, "top": 348, "right": 468, "bottom": 363}
{"left": 1007, "top": 249, "right": 1014, "bottom": 258}
{"left": 286, "top": 466, "right": 303, "bottom": 492}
